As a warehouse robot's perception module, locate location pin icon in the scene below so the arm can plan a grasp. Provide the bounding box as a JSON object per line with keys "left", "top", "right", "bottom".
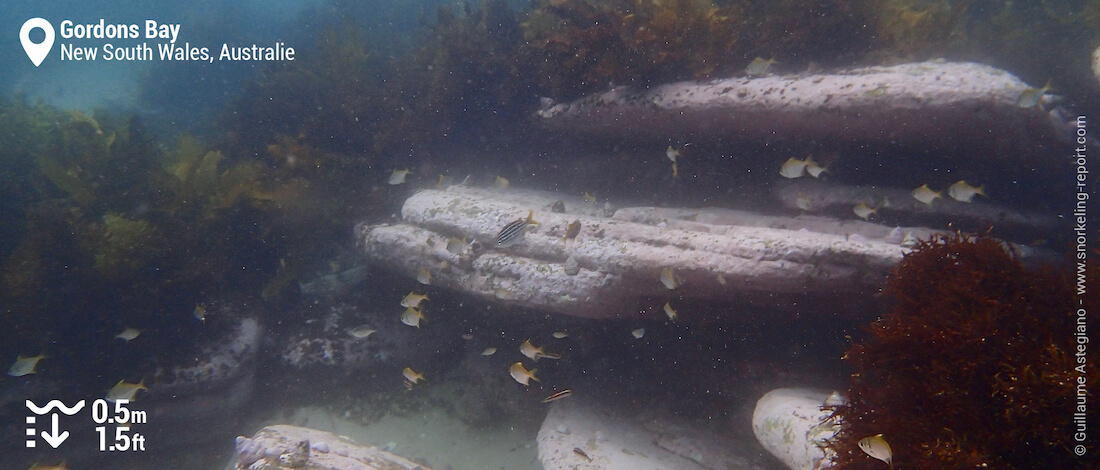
{"left": 20, "top": 18, "right": 55, "bottom": 67}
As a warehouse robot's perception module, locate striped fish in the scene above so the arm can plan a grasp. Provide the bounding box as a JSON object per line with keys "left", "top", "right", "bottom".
{"left": 496, "top": 210, "right": 538, "bottom": 248}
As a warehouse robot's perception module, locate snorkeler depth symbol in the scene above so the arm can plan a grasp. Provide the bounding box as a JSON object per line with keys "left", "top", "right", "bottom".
{"left": 20, "top": 18, "right": 55, "bottom": 67}
{"left": 25, "top": 399, "right": 84, "bottom": 448}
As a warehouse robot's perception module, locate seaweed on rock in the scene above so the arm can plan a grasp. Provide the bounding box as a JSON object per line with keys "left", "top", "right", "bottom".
{"left": 829, "top": 235, "right": 1096, "bottom": 469}
{"left": 521, "top": 0, "right": 743, "bottom": 99}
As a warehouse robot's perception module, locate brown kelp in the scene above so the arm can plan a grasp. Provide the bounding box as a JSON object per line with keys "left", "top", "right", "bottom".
{"left": 829, "top": 235, "right": 1096, "bottom": 469}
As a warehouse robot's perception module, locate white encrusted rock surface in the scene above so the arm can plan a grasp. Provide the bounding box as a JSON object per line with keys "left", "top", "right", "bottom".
{"left": 233, "top": 424, "right": 429, "bottom": 470}
{"left": 358, "top": 186, "right": 918, "bottom": 318}
{"left": 751, "top": 388, "right": 841, "bottom": 470}
{"left": 537, "top": 61, "right": 1056, "bottom": 152}
{"left": 538, "top": 398, "right": 774, "bottom": 470}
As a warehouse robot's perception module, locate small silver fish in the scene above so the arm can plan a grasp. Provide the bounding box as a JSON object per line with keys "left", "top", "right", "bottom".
{"left": 114, "top": 328, "right": 142, "bottom": 342}
{"left": 388, "top": 169, "right": 411, "bottom": 185}
{"left": 779, "top": 157, "right": 811, "bottom": 179}
{"left": 8, "top": 354, "right": 47, "bottom": 377}
{"left": 106, "top": 379, "right": 147, "bottom": 402}
{"left": 745, "top": 57, "right": 777, "bottom": 76}
{"left": 947, "top": 181, "right": 985, "bottom": 203}
{"left": 659, "top": 268, "right": 680, "bottom": 290}
{"left": 666, "top": 146, "right": 681, "bottom": 163}
{"left": 347, "top": 325, "right": 377, "bottom": 339}
{"left": 853, "top": 202, "right": 877, "bottom": 220}
{"left": 911, "top": 184, "right": 941, "bottom": 205}
{"left": 416, "top": 268, "right": 432, "bottom": 285}
{"left": 400, "top": 307, "right": 424, "bottom": 327}
{"left": 509, "top": 362, "right": 539, "bottom": 385}
{"left": 857, "top": 434, "right": 893, "bottom": 468}
{"left": 663, "top": 302, "right": 678, "bottom": 320}
{"left": 1016, "top": 80, "right": 1051, "bottom": 108}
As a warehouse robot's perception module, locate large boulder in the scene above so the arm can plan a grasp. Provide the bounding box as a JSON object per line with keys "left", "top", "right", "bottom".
{"left": 751, "top": 388, "right": 842, "bottom": 470}
{"left": 537, "top": 61, "right": 1059, "bottom": 154}
{"left": 357, "top": 186, "right": 931, "bottom": 318}
{"left": 233, "top": 424, "right": 430, "bottom": 470}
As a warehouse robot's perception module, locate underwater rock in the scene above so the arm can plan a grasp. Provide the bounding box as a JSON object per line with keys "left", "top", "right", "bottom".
{"left": 537, "top": 61, "right": 1060, "bottom": 153}
{"left": 774, "top": 179, "right": 1061, "bottom": 246}
{"left": 137, "top": 315, "right": 262, "bottom": 450}
{"left": 751, "top": 388, "right": 839, "bottom": 470}
{"left": 358, "top": 186, "right": 923, "bottom": 318}
{"left": 538, "top": 397, "right": 770, "bottom": 470}
{"left": 232, "top": 425, "right": 429, "bottom": 470}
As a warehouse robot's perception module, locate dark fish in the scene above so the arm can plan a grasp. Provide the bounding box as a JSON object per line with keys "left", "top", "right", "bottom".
{"left": 573, "top": 447, "right": 592, "bottom": 462}
{"left": 551, "top": 200, "right": 565, "bottom": 213}
{"left": 542, "top": 389, "right": 573, "bottom": 403}
{"left": 496, "top": 210, "right": 538, "bottom": 248}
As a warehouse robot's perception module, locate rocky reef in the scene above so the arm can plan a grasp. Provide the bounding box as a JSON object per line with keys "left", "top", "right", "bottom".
{"left": 234, "top": 425, "right": 429, "bottom": 470}
{"left": 537, "top": 61, "right": 1061, "bottom": 154}
{"left": 357, "top": 185, "right": 947, "bottom": 318}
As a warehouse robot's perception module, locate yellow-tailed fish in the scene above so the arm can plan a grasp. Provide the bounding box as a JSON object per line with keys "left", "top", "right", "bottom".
{"left": 446, "top": 237, "right": 468, "bottom": 255}
{"left": 520, "top": 339, "right": 561, "bottom": 360}
{"left": 852, "top": 202, "right": 877, "bottom": 220}
{"left": 779, "top": 157, "right": 809, "bottom": 179}
{"left": 106, "top": 379, "right": 147, "bottom": 402}
{"left": 745, "top": 57, "right": 777, "bottom": 76}
{"left": 400, "top": 307, "right": 424, "bottom": 327}
{"left": 582, "top": 192, "right": 596, "bottom": 204}
{"left": 402, "top": 367, "right": 425, "bottom": 385}
{"left": 911, "top": 184, "right": 941, "bottom": 205}
{"left": 632, "top": 328, "right": 645, "bottom": 339}
{"left": 509, "top": 362, "right": 539, "bottom": 385}
{"left": 27, "top": 462, "right": 68, "bottom": 470}
{"left": 671, "top": 161, "right": 679, "bottom": 178}
{"left": 435, "top": 174, "right": 450, "bottom": 189}
{"left": 347, "top": 325, "right": 376, "bottom": 339}
{"left": 805, "top": 160, "right": 828, "bottom": 178}
{"left": 417, "top": 268, "right": 432, "bottom": 285}
{"left": 716, "top": 273, "right": 727, "bottom": 286}
{"left": 795, "top": 195, "right": 813, "bottom": 211}
{"left": 666, "top": 146, "right": 681, "bottom": 163}
{"left": 865, "top": 84, "right": 889, "bottom": 97}
{"left": 494, "top": 286, "right": 515, "bottom": 300}
{"left": 496, "top": 210, "right": 539, "bottom": 248}
{"left": 947, "top": 180, "right": 985, "bottom": 203}
{"left": 659, "top": 268, "right": 681, "bottom": 290}
{"left": 857, "top": 434, "right": 893, "bottom": 469}
{"left": 388, "top": 169, "right": 411, "bottom": 185}
{"left": 114, "top": 327, "right": 142, "bottom": 342}
{"left": 481, "top": 347, "right": 497, "bottom": 356}
{"left": 563, "top": 221, "right": 581, "bottom": 242}
{"left": 461, "top": 332, "right": 475, "bottom": 340}
{"left": 1016, "top": 80, "right": 1051, "bottom": 108}
{"left": 401, "top": 292, "right": 430, "bottom": 308}
{"left": 552, "top": 331, "right": 569, "bottom": 339}
{"left": 194, "top": 304, "right": 207, "bottom": 322}
{"left": 663, "top": 302, "right": 678, "bottom": 320}
{"left": 542, "top": 389, "right": 574, "bottom": 403}
{"left": 8, "top": 354, "right": 47, "bottom": 377}
{"left": 495, "top": 175, "right": 511, "bottom": 189}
